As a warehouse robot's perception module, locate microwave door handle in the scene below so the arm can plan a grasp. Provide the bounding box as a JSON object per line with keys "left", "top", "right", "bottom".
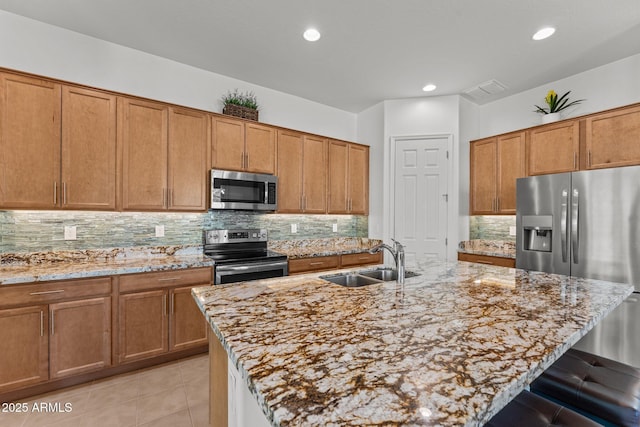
{"left": 571, "top": 188, "right": 579, "bottom": 264}
{"left": 561, "top": 189, "right": 568, "bottom": 263}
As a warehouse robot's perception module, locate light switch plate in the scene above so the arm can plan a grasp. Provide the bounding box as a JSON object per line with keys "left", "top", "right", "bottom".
{"left": 291, "top": 224, "right": 297, "bottom": 233}
{"left": 155, "top": 225, "right": 165, "bottom": 237}
{"left": 64, "top": 226, "right": 77, "bottom": 240}
{"left": 333, "top": 223, "right": 338, "bottom": 232}
{"left": 509, "top": 226, "right": 517, "bottom": 236}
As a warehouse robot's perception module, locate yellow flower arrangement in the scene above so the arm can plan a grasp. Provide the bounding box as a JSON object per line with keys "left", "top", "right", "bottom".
{"left": 535, "top": 90, "right": 584, "bottom": 114}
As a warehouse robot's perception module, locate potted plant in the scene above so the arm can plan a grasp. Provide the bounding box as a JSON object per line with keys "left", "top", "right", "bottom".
{"left": 221, "top": 89, "right": 260, "bottom": 121}
{"left": 535, "top": 90, "right": 584, "bottom": 124}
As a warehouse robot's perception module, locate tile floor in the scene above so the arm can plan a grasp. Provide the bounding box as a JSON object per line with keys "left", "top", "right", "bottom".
{"left": 1, "top": 354, "right": 209, "bottom": 427}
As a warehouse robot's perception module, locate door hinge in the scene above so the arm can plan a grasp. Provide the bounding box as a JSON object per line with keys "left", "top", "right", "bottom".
{"left": 442, "top": 193, "right": 448, "bottom": 202}
{"left": 446, "top": 150, "right": 449, "bottom": 159}
{"left": 445, "top": 238, "right": 448, "bottom": 245}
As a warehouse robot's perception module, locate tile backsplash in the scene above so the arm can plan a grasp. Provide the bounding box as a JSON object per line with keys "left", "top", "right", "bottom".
{"left": 0, "top": 210, "right": 368, "bottom": 253}
{"left": 469, "top": 216, "right": 516, "bottom": 242}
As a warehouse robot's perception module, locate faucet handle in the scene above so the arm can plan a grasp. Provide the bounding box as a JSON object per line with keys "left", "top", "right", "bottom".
{"left": 391, "top": 238, "right": 404, "bottom": 250}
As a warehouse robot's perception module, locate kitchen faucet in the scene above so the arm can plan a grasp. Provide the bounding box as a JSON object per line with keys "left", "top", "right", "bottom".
{"left": 369, "top": 239, "right": 405, "bottom": 284}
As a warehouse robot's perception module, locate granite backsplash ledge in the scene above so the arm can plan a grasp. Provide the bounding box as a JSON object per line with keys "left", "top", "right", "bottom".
{"left": 0, "top": 210, "right": 368, "bottom": 253}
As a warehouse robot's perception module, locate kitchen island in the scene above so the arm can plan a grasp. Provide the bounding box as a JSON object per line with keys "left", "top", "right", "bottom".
{"left": 192, "top": 260, "right": 633, "bottom": 426}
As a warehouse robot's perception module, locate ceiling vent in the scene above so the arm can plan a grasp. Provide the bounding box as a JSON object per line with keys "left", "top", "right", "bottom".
{"left": 463, "top": 79, "right": 507, "bottom": 101}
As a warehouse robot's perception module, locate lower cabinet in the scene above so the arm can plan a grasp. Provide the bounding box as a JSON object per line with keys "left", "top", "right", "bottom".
{"left": 457, "top": 252, "right": 515, "bottom": 268}
{"left": 0, "top": 267, "right": 211, "bottom": 396}
{"left": 118, "top": 268, "right": 211, "bottom": 364}
{"left": 289, "top": 252, "right": 383, "bottom": 275}
{"left": 0, "top": 277, "right": 112, "bottom": 393}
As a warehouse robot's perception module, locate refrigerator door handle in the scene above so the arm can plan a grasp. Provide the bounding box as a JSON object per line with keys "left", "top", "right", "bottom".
{"left": 561, "top": 189, "right": 568, "bottom": 262}
{"left": 572, "top": 188, "right": 579, "bottom": 264}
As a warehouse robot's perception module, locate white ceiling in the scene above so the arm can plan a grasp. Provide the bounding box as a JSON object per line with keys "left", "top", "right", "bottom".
{"left": 1, "top": 0, "right": 639, "bottom": 113}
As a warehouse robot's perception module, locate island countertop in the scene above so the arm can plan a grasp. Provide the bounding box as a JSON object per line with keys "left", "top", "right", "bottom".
{"left": 192, "top": 261, "right": 633, "bottom": 426}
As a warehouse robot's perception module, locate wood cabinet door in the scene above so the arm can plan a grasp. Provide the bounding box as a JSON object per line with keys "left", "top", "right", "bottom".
{"left": 169, "top": 286, "right": 208, "bottom": 352}
{"left": 168, "top": 107, "right": 210, "bottom": 211}
{"left": 348, "top": 144, "right": 369, "bottom": 214}
{"left": 585, "top": 104, "right": 640, "bottom": 169}
{"left": 496, "top": 132, "right": 525, "bottom": 214}
{"left": 119, "top": 290, "right": 168, "bottom": 363}
{"left": 0, "top": 73, "right": 61, "bottom": 209}
{"left": 303, "top": 135, "right": 328, "bottom": 214}
{"left": 245, "top": 123, "right": 276, "bottom": 174}
{"left": 470, "top": 138, "right": 497, "bottom": 214}
{"left": 527, "top": 120, "right": 579, "bottom": 175}
{"left": 212, "top": 116, "right": 245, "bottom": 171}
{"left": 276, "top": 130, "right": 304, "bottom": 212}
{"left": 327, "top": 140, "right": 349, "bottom": 214}
{"left": 119, "top": 97, "right": 168, "bottom": 210}
{"left": 61, "top": 86, "right": 117, "bottom": 210}
{"left": 49, "top": 297, "right": 111, "bottom": 379}
{"left": 0, "top": 305, "right": 48, "bottom": 392}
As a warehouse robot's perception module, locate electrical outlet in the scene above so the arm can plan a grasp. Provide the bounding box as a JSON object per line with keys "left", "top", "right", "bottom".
{"left": 333, "top": 223, "right": 338, "bottom": 233}
{"left": 509, "top": 226, "right": 517, "bottom": 236}
{"left": 291, "top": 224, "right": 298, "bottom": 233}
{"left": 155, "top": 225, "right": 165, "bottom": 237}
{"left": 64, "top": 226, "right": 77, "bottom": 240}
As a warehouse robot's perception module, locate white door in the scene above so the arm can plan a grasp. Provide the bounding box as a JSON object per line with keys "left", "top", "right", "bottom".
{"left": 393, "top": 136, "right": 449, "bottom": 266}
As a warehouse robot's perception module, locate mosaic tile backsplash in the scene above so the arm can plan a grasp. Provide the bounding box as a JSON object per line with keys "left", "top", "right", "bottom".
{"left": 469, "top": 215, "right": 516, "bottom": 242}
{"left": 0, "top": 210, "right": 368, "bottom": 253}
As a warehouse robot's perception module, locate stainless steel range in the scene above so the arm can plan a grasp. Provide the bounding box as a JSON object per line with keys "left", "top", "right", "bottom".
{"left": 203, "top": 228, "right": 288, "bottom": 285}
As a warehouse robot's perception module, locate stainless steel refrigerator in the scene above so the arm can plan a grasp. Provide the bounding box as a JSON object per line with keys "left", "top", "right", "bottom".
{"left": 516, "top": 165, "right": 640, "bottom": 368}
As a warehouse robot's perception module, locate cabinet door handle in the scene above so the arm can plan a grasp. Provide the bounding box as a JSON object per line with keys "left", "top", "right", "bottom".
{"left": 588, "top": 150, "right": 592, "bottom": 167}
{"left": 245, "top": 153, "right": 249, "bottom": 169}
{"left": 50, "top": 310, "right": 55, "bottom": 335}
{"left": 163, "top": 294, "right": 167, "bottom": 317}
{"left": 241, "top": 153, "right": 245, "bottom": 168}
{"left": 63, "top": 182, "right": 67, "bottom": 205}
{"left": 497, "top": 198, "right": 500, "bottom": 211}
{"left": 30, "top": 289, "right": 65, "bottom": 296}
{"left": 171, "top": 293, "right": 175, "bottom": 314}
{"left": 40, "top": 310, "right": 44, "bottom": 337}
{"left": 53, "top": 182, "right": 57, "bottom": 205}
{"left": 573, "top": 152, "right": 577, "bottom": 170}
{"left": 170, "top": 188, "right": 173, "bottom": 207}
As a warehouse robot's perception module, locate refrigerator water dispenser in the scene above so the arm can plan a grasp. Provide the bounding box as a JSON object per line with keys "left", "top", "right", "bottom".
{"left": 522, "top": 215, "right": 552, "bottom": 252}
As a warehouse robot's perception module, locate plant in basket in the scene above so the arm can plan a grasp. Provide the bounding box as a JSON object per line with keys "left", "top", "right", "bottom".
{"left": 221, "top": 89, "right": 260, "bottom": 121}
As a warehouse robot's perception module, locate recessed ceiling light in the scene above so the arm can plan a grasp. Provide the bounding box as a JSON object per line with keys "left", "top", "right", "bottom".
{"left": 422, "top": 84, "right": 437, "bottom": 92}
{"left": 303, "top": 28, "right": 321, "bottom": 42}
{"left": 532, "top": 27, "right": 555, "bottom": 41}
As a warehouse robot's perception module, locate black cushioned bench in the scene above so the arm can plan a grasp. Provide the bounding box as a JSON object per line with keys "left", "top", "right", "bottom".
{"left": 531, "top": 348, "right": 640, "bottom": 427}
{"left": 485, "top": 390, "right": 602, "bottom": 427}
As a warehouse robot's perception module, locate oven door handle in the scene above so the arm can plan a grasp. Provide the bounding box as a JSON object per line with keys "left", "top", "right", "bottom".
{"left": 216, "top": 261, "right": 288, "bottom": 273}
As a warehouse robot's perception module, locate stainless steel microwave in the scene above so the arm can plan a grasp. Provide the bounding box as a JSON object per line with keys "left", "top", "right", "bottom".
{"left": 210, "top": 170, "right": 277, "bottom": 211}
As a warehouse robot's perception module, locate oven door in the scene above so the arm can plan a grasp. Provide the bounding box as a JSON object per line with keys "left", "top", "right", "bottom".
{"left": 214, "top": 259, "right": 288, "bottom": 285}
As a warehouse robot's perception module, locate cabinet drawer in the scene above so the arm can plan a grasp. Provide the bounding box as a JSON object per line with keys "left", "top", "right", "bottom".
{"left": 457, "top": 252, "right": 515, "bottom": 268}
{"left": 0, "top": 277, "right": 112, "bottom": 308}
{"left": 119, "top": 267, "right": 212, "bottom": 293}
{"left": 340, "top": 252, "right": 382, "bottom": 267}
{"left": 289, "top": 256, "right": 340, "bottom": 274}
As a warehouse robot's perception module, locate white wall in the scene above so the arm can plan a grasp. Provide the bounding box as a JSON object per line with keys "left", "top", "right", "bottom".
{"left": 457, "top": 97, "right": 479, "bottom": 242}
{"left": 0, "top": 10, "right": 356, "bottom": 141}
{"left": 477, "top": 53, "right": 640, "bottom": 138}
{"left": 377, "top": 96, "right": 463, "bottom": 260}
{"left": 356, "top": 102, "right": 385, "bottom": 239}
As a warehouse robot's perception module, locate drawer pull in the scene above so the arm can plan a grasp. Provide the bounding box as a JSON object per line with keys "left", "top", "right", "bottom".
{"left": 158, "top": 277, "right": 182, "bottom": 282}
{"left": 359, "top": 256, "right": 371, "bottom": 260}
{"left": 309, "top": 262, "right": 325, "bottom": 266}
{"left": 30, "top": 289, "right": 65, "bottom": 296}
{"left": 476, "top": 261, "right": 494, "bottom": 265}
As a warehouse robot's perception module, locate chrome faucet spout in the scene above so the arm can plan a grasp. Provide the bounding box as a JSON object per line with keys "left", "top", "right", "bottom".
{"left": 368, "top": 240, "right": 405, "bottom": 284}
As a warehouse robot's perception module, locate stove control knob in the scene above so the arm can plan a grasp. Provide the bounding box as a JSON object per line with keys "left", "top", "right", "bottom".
{"left": 260, "top": 232, "right": 267, "bottom": 239}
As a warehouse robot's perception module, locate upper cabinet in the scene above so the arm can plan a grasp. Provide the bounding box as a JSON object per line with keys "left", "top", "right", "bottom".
{"left": 585, "top": 104, "right": 640, "bottom": 169}
{"left": 212, "top": 116, "right": 275, "bottom": 174}
{"left": 0, "top": 73, "right": 117, "bottom": 210}
{"left": 470, "top": 132, "right": 525, "bottom": 215}
{"left": 527, "top": 120, "right": 579, "bottom": 175}
{"left": 276, "top": 130, "right": 327, "bottom": 213}
{"left": 328, "top": 140, "right": 369, "bottom": 215}
{"left": 119, "top": 98, "right": 209, "bottom": 211}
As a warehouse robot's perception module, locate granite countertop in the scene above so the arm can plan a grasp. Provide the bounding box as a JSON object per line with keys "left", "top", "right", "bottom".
{"left": 269, "top": 237, "right": 382, "bottom": 259}
{"left": 192, "top": 261, "right": 633, "bottom": 426}
{"left": 458, "top": 240, "right": 516, "bottom": 259}
{"left": 0, "top": 245, "right": 215, "bottom": 285}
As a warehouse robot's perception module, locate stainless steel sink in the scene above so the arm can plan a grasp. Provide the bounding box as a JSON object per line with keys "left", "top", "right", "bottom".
{"left": 320, "top": 269, "right": 420, "bottom": 287}
{"left": 358, "top": 268, "right": 420, "bottom": 281}
{"left": 319, "top": 273, "right": 382, "bottom": 287}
